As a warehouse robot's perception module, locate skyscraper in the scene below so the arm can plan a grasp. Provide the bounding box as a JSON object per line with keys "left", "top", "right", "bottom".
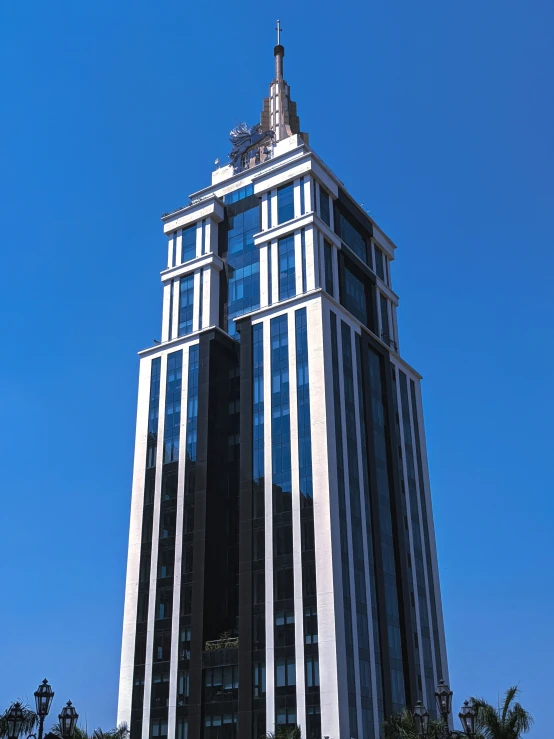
{"left": 118, "top": 33, "right": 448, "bottom": 739}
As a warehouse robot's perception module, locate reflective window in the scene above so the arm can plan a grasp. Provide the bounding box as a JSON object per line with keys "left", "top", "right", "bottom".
{"left": 275, "top": 657, "right": 296, "bottom": 687}
{"left": 296, "top": 308, "right": 313, "bottom": 507}
{"left": 178, "top": 275, "right": 194, "bottom": 336}
{"left": 278, "top": 234, "right": 296, "bottom": 300}
{"left": 271, "top": 315, "right": 291, "bottom": 511}
{"left": 380, "top": 294, "right": 391, "bottom": 346}
{"left": 224, "top": 184, "right": 253, "bottom": 204}
{"left": 344, "top": 266, "right": 368, "bottom": 325}
{"left": 337, "top": 210, "right": 368, "bottom": 264}
{"left": 181, "top": 225, "right": 196, "bottom": 263}
{"left": 226, "top": 196, "right": 260, "bottom": 338}
{"left": 319, "top": 186, "right": 330, "bottom": 226}
{"left": 253, "top": 662, "right": 266, "bottom": 697}
{"left": 150, "top": 719, "right": 168, "bottom": 738}
{"left": 374, "top": 246, "right": 385, "bottom": 281}
{"left": 253, "top": 324, "right": 264, "bottom": 518}
{"left": 277, "top": 182, "right": 294, "bottom": 223}
{"left": 146, "top": 357, "right": 161, "bottom": 468}
{"left": 305, "top": 655, "right": 320, "bottom": 688}
{"left": 163, "top": 351, "right": 182, "bottom": 464}
{"left": 300, "top": 176, "right": 306, "bottom": 214}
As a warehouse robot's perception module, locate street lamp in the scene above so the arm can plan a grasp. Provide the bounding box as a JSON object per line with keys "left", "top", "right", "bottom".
{"left": 435, "top": 679, "right": 454, "bottom": 720}
{"left": 412, "top": 681, "right": 477, "bottom": 738}
{"left": 58, "top": 701, "right": 79, "bottom": 739}
{"left": 413, "top": 701, "right": 430, "bottom": 738}
{"left": 6, "top": 702, "right": 25, "bottom": 739}
{"left": 34, "top": 680, "right": 55, "bottom": 739}
{"left": 459, "top": 701, "right": 478, "bottom": 736}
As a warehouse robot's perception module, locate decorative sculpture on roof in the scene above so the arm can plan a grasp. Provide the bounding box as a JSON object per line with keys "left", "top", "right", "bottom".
{"left": 229, "top": 122, "right": 274, "bottom": 172}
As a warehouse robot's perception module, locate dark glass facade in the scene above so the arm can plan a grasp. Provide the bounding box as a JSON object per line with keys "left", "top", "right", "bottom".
{"left": 278, "top": 235, "right": 296, "bottom": 300}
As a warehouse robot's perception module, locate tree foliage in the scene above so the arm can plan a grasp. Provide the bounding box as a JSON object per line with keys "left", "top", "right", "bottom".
{"left": 261, "top": 724, "right": 302, "bottom": 739}
{"left": 383, "top": 707, "right": 451, "bottom": 739}
{"left": 471, "top": 686, "right": 533, "bottom": 739}
{"left": 0, "top": 704, "right": 38, "bottom": 739}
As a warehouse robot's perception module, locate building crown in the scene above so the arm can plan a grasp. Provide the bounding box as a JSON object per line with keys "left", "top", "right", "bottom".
{"left": 228, "top": 21, "right": 308, "bottom": 174}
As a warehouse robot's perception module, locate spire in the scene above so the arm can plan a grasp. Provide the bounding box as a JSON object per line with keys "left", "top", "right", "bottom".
{"left": 261, "top": 21, "right": 308, "bottom": 144}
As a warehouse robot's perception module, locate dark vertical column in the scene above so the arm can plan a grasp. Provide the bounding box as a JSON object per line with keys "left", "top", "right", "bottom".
{"left": 237, "top": 317, "right": 253, "bottom": 739}
{"left": 187, "top": 335, "right": 211, "bottom": 738}
{"left": 382, "top": 353, "right": 419, "bottom": 708}
{"left": 359, "top": 339, "right": 393, "bottom": 716}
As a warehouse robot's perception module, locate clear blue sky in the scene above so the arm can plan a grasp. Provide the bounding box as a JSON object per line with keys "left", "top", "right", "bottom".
{"left": 1, "top": 0, "right": 552, "bottom": 734}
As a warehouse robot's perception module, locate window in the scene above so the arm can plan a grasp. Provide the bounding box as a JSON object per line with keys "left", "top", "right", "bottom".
{"left": 161, "top": 471, "right": 177, "bottom": 501}
{"left": 179, "top": 627, "right": 191, "bottom": 660}
{"left": 181, "top": 225, "right": 196, "bottom": 263}
{"left": 275, "top": 610, "right": 295, "bottom": 647}
{"left": 278, "top": 234, "right": 296, "bottom": 300}
{"left": 301, "top": 229, "right": 307, "bottom": 293}
{"left": 224, "top": 184, "right": 254, "bottom": 203}
{"left": 178, "top": 669, "right": 190, "bottom": 703}
{"left": 319, "top": 186, "right": 330, "bottom": 226}
{"left": 151, "top": 669, "right": 170, "bottom": 707}
{"left": 302, "top": 561, "right": 317, "bottom": 597}
{"left": 323, "top": 240, "right": 334, "bottom": 296}
{"left": 300, "top": 177, "right": 305, "bottom": 214}
{"left": 343, "top": 265, "right": 368, "bottom": 325}
{"left": 150, "top": 719, "right": 168, "bottom": 739}
{"left": 146, "top": 357, "right": 161, "bottom": 468}
{"left": 253, "top": 662, "right": 266, "bottom": 697}
{"left": 180, "top": 585, "right": 192, "bottom": 616}
{"left": 337, "top": 210, "right": 368, "bottom": 264}
{"left": 275, "top": 657, "right": 296, "bottom": 687}
{"left": 274, "top": 522, "right": 293, "bottom": 556}
{"left": 226, "top": 196, "right": 261, "bottom": 338}
{"left": 277, "top": 183, "right": 294, "bottom": 223}
{"left": 157, "top": 548, "right": 174, "bottom": 579}
{"left": 155, "top": 589, "right": 172, "bottom": 621}
{"left": 374, "top": 245, "right": 385, "bottom": 281}
{"left": 176, "top": 718, "right": 188, "bottom": 739}
{"left": 137, "top": 592, "right": 148, "bottom": 623}
{"left": 274, "top": 566, "right": 294, "bottom": 601}
{"left": 178, "top": 275, "right": 194, "bottom": 336}
{"left": 380, "top": 294, "right": 391, "bottom": 345}
{"left": 163, "top": 350, "right": 182, "bottom": 464}
{"left": 276, "top": 708, "right": 297, "bottom": 727}
{"left": 253, "top": 569, "right": 265, "bottom": 604}
{"left": 304, "top": 607, "right": 318, "bottom": 644}
{"left": 305, "top": 656, "right": 320, "bottom": 688}
{"left": 154, "top": 630, "right": 171, "bottom": 662}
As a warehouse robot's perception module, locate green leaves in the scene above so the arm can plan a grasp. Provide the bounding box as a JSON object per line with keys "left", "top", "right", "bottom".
{"left": 0, "top": 704, "right": 38, "bottom": 739}
{"left": 470, "top": 687, "right": 532, "bottom": 739}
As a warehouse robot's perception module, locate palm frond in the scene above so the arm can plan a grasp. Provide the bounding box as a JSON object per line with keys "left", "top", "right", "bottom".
{"left": 0, "top": 703, "right": 38, "bottom": 739}
{"left": 501, "top": 686, "right": 519, "bottom": 722}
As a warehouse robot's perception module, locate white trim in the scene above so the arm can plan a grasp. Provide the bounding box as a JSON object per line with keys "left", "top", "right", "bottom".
{"left": 117, "top": 358, "right": 153, "bottom": 726}
{"left": 263, "top": 318, "right": 275, "bottom": 733}
{"left": 141, "top": 351, "right": 168, "bottom": 739}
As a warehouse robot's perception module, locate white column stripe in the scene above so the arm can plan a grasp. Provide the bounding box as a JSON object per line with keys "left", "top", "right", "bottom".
{"left": 263, "top": 318, "right": 275, "bottom": 734}
{"left": 142, "top": 351, "right": 168, "bottom": 739}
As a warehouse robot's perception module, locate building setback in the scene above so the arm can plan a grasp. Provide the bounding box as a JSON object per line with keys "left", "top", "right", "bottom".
{"left": 117, "top": 36, "right": 449, "bottom": 739}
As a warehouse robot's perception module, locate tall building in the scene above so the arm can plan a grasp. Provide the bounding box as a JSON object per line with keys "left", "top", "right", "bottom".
{"left": 118, "top": 33, "right": 448, "bottom": 739}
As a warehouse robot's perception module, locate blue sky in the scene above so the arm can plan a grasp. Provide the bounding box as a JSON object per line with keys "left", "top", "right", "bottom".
{"left": 1, "top": 0, "right": 553, "bottom": 734}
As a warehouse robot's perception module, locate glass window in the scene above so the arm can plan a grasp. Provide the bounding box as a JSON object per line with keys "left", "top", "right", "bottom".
{"left": 380, "top": 294, "right": 390, "bottom": 345}
{"left": 343, "top": 266, "right": 368, "bottom": 325}
{"left": 278, "top": 182, "right": 294, "bottom": 223}
{"left": 301, "top": 229, "right": 307, "bottom": 293}
{"left": 274, "top": 566, "right": 294, "bottom": 601}
{"left": 337, "top": 210, "right": 367, "bottom": 264}
{"left": 324, "top": 239, "right": 334, "bottom": 296}
{"left": 278, "top": 234, "right": 296, "bottom": 300}
{"left": 320, "top": 186, "right": 330, "bottom": 226}
{"left": 178, "top": 275, "right": 194, "bottom": 336}
{"left": 176, "top": 718, "right": 188, "bottom": 739}
{"left": 226, "top": 197, "right": 261, "bottom": 338}
{"left": 181, "top": 225, "right": 196, "bottom": 263}
{"left": 275, "top": 657, "right": 296, "bottom": 687}
{"left": 223, "top": 184, "right": 254, "bottom": 204}
{"left": 374, "top": 246, "right": 385, "bottom": 281}
{"left": 304, "top": 607, "right": 318, "bottom": 644}
{"left": 253, "top": 662, "right": 266, "bottom": 697}
{"left": 163, "top": 351, "right": 182, "bottom": 464}
{"left": 300, "top": 177, "right": 305, "bottom": 215}
{"left": 305, "top": 656, "right": 320, "bottom": 688}
{"left": 146, "top": 357, "right": 161, "bottom": 468}
{"left": 151, "top": 719, "right": 168, "bottom": 738}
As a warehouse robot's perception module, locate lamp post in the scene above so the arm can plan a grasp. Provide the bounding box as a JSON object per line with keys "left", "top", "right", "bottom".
{"left": 6, "top": 703, "right": 25, "bottom": 739}
{"left": 58, "top": 701, "right": 79, "bottom": 739}
{"left": 412, "top": 680, "right": 478, "bottom": 738}
{"left": 33, "top": 679, "right": 55, "bottom": 739}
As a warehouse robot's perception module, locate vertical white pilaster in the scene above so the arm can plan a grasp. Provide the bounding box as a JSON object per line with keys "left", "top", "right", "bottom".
{"left": 167, "top": 234, "right": 175, "bottom": 269}
{"left": 117, "top": 358, "right": 153, "bottom": 727}
{"left": 293, "top": 178, "right": 302, "bottom": 218}
{"left": 171, "top": 280, "right": 180, "bottom": 341}
{"left": 312, "top": 299, "right": 342, "bottom": 739}
{"left": 175, "top": 230, "right": 183, "bottom": 266}
{"left": 270, "top": 190, "right": 278, "bottom": 228}
{"left": 263, "top": 318, "right": 275, "bottom": 733}
{"left": 262, "top": 193, "right": 269, "bottom": 231}
{"left": 192, "top": 270, "right": 201, "bottom": 332}
{"left": 161, "top": 283, "right": 171, "bottom": 343}
{"left": 142, "top": 352, "right": 168, "bottom": 739}
{"left": 271, "top": 239, "right": 279, "bottom": 304}
{"left": 195, "top": 221, "right": 203, "bottom": 258}
{"left": 305, "top": 226, "right": 316, "bottom": 292}
{"left": 260, "top": 245, "right": 269, "bottom": 308}
{"left": 305, "top": 176, "right": 314, "bottom": 213}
